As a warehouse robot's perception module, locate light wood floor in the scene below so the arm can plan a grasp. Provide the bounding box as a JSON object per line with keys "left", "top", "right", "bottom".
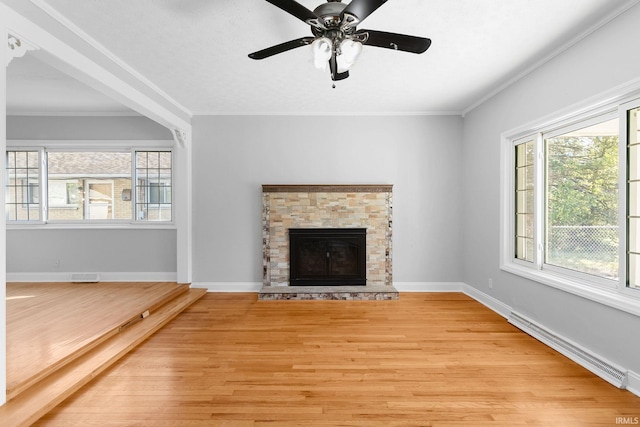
{"left": 34, "top": 293, "right": 639, "bottom": 426}
{"left": 6, "top": 281, "right": 185, "bottom": 399}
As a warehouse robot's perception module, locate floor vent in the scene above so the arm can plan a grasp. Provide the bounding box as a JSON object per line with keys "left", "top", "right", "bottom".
{"left": 508, "top": 311, "right": 627, "bottom": 388}
{"left": 71, "top": 273, "right": 100, "bottom": 283}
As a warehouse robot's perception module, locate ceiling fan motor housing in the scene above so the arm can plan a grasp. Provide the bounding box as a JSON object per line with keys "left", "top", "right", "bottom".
{"left": 313, "top": 2, "right": 346, "bottom": 20}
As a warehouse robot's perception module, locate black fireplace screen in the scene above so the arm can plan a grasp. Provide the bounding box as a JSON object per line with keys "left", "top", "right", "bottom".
{"left": 289, "top": 228, "right": 366, "bottom": 286}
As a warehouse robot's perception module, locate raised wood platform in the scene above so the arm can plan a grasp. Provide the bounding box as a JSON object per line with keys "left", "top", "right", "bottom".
{"left": 1, "top": 282, "right": 206, "bottom": 427}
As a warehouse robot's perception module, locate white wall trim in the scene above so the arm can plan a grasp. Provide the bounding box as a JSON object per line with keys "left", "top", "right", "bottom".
{"left": 461, "top": 0, "right": 640, "bottom": 116}
{"left": 0, "top": 3, "right": 190, "bottom": 132}
{"left": 462, "top": 284, "right": 513, "bottom": 319}
{"left": 627, "top": 371, "right": 640, "bottom": 397}
{"left": 393, "top": 282, "right": 465, "bottom": 292}
{"left": 29, "top": 0, "right": 192, "bottom": 119}
{"left": 191, "top": 111, "right": 464, "bottom": 117}
{"left": 466, "top": 285, "right": 639, "bottom": 397}
{"left": 509, "top": 310, "right": 631, "bottom": 390}
{"left": 7, "top": 272, "right": 177, "bottom": 282}
{"left": 191, "top": 282, "right": 263, "bottom": 292}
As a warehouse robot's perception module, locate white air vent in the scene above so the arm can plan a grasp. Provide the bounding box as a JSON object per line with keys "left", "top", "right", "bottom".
{"left": 508, "top": 311, "right": 627, "bottom": 388}
{"left": 71, "top": 273, "right": 100, "bottom": 283}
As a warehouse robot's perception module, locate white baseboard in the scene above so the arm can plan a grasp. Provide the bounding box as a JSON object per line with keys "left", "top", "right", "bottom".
{"left": 460, "top": 285, "right": 639, "bottom": 398}
{"left": 7, "top": 271, "right": 177, "bottom": 282}
{"left": 462, "top": 284, "right": 512, "bottom": 319}
{"left": 394, "top": 282, "right": 465, "bottom": 292}
{"left": 508, "top": 310, "right": 629, "bottom": 389}
{"left": 191, "top": 282, "right": 262, "bottom": 292}
{"left": 627, "top": 370, "right": 640, "bottom": 397}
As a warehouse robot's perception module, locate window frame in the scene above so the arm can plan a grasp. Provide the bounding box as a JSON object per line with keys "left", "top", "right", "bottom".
{"left": 5, "top": 141, "right": 175, "bottom": 229}
{"left": 621, "top": 98, "right": 640, "bottom": 298}
{"left": 501, "top": 93, "right": 640, "bottom": 317}
{"left": 5, "top": 148, "right": 45, "bottom": 224}
{"left": 134, "top": 150, "right": 173, "bottom": 223}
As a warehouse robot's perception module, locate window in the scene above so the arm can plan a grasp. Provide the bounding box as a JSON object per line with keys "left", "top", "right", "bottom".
{"left": 628, "top": 106, "right": 640, "bottom": 289}
{"left": 48, "top": 180, "right": 79, "bottom": 207}
{"left": 46, "top": 152, "right": 131, "bottom": 221}
{"left": 5, "top": 150, "right": 40, "bottom": 221}
{"left": 503, "top": 95, "right": 640, "bottom": 311}
{"left": 545, "top": 117, "right": 619, "bottom": 280}
{"left": 515, "top": 139, "right": 535, "bottom": 263}
{"left": 135, "top": 151, "right": 172, "bottom": 222}
{"left": 5, "top": 148, "right": 172, "bottom": 224}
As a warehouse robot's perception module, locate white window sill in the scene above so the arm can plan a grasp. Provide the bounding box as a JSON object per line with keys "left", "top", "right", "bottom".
{"left": 501, "top": 262, "right": 640, "bottom": 317}
{"left": 7, "top": 222, "right": 176, "bottom": 230}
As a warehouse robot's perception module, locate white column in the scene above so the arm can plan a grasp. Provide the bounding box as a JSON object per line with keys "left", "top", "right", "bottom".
{"left": 0, "top": 23, "right": 9, "bottom": 408}
{"left": 174, "top": 128, "right": 193, "bottom": 284}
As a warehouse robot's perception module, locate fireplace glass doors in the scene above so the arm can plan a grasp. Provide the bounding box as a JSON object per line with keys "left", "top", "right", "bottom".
{"left": 289, "top": 228, "right": 366, "bottom": 286}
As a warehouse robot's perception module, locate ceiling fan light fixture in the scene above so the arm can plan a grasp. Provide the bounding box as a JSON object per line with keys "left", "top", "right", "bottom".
{"left": 337, "top": 39, "right": 363, "bottom": 73}
{"left": 312, "top": 37, "right": 333, "bottom": 69}
{"left": 249, "top": 0, "right": 432, "bottom": 82}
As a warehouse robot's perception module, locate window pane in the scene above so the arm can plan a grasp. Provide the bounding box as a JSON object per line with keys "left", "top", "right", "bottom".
{"left": 629, "top": 253, "right": 640, "bottom": 289}
{"left": 545, "top": 118, "right": 619, "bottom": 279}
{"left": 515, "top": 140, "right": 535, "bottom": 262}
{"left": 135, "top": 151, "right": 172, "bottom": 222}
{"left": 47, "top": 152, "right": 131, "bottom": 221}
{"left": 5, "top": 151, "right": 40, "bottom": 222}
{"left": 628, "top": 107, "right": 640, "bottom": 289}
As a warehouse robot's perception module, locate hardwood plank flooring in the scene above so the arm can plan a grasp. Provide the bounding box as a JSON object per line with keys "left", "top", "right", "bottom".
{"left": 6, "top": 282, "right": 186, "bottom": 399}
{"left": 35, "top": 293, "right": 639, "bottom": 426}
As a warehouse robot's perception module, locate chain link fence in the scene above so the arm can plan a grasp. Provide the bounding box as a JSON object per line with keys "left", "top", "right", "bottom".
{"left": 547, "top": 225, "right": 619, "bottom": 279}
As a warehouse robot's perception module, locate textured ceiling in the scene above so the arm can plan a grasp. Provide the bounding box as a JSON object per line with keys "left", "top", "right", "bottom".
{"left": 6, "top": 0, "right": 635, "bottom": 116}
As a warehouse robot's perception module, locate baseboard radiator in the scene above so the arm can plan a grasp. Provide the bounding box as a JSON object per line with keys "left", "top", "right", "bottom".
{"left": 508, "top": 311, "right": 628, "bottom": 388}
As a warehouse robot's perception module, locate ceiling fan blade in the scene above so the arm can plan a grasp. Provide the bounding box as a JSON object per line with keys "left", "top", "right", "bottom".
{"left": 358, "top": 30, "right": 431, "bottom": 54}
{"left": 341, "top": 0, "right": 388, "bottom": 23}
{"left": 249, "top": 37, "right": 315, "bottom": 60}
{"left": 264, "top": 0, "right": 318, "bottom": 24}
{"left": 329, "top": 53, "right": 349, "bottom": 81}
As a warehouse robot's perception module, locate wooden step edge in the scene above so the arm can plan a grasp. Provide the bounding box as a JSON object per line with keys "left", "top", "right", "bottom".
{"left": 6, "top": 283, "right": 191, "bottom": 400}
{"left": 0, "top": 288, "right": 207, "bottom": 427}
{"left": 146, "top": 283, "right": 190, "bottom": 313}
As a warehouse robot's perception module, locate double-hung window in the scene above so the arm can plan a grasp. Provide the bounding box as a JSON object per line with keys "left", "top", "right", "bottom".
{"left": 503, "top": 94, "right": 640, "bottom": 309}
{"left": 5, "top": 148, "right": 173, "bottom": 224}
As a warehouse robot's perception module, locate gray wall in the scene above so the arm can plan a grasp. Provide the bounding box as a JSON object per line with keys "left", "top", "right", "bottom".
{"left": 7, "top": 115, "right": 173, "bottom": 140}
{"left": 462, "top": 4, "right": 640, "bottom": 374}
{"left": 6, "top": 115, "right": 177, "bottom": 275}
{"left": 192, "top": 115, "right": 463, "bottom": 285}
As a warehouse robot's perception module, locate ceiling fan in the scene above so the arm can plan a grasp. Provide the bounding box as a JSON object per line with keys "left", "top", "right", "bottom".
{"left": 248, "top": 0, "right": 432, "bottom": 82}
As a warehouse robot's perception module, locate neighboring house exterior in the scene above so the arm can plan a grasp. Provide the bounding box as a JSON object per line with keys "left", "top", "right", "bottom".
{"left": 6, "top": 150, "right": 172, "bottom": 222}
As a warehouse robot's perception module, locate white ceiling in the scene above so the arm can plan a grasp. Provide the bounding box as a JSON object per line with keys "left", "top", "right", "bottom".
{"left": 5, "top": 0, "right": 635, "bottom": 116}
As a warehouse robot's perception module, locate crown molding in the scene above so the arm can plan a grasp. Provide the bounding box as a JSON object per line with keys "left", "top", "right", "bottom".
{"left": 29, "top": 0, "right": 192, "bottom": 119}
{"left": 462, "top": 0, "right": 640, "bottom": 117}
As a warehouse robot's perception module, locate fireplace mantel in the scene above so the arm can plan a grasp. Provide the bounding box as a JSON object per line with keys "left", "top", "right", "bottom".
{"left": 261, "top": 184, "right": 394, "bottom": 299}
{"left": 262, "top": 184, "right": 393, "bottom": 193}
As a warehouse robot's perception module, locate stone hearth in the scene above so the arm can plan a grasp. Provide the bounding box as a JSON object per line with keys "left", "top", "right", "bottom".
{"left": 261, "top": 184, "right": 397, "bottom": 300}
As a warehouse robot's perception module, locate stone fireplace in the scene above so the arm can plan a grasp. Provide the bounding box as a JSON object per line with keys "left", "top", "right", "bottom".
{"left": 260, "top": 184, "right": 397, "bottom": 300}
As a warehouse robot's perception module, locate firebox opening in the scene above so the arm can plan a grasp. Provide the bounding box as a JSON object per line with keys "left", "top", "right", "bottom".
{"left": 289, "top": 228, "right": 366, "bottom": 286}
